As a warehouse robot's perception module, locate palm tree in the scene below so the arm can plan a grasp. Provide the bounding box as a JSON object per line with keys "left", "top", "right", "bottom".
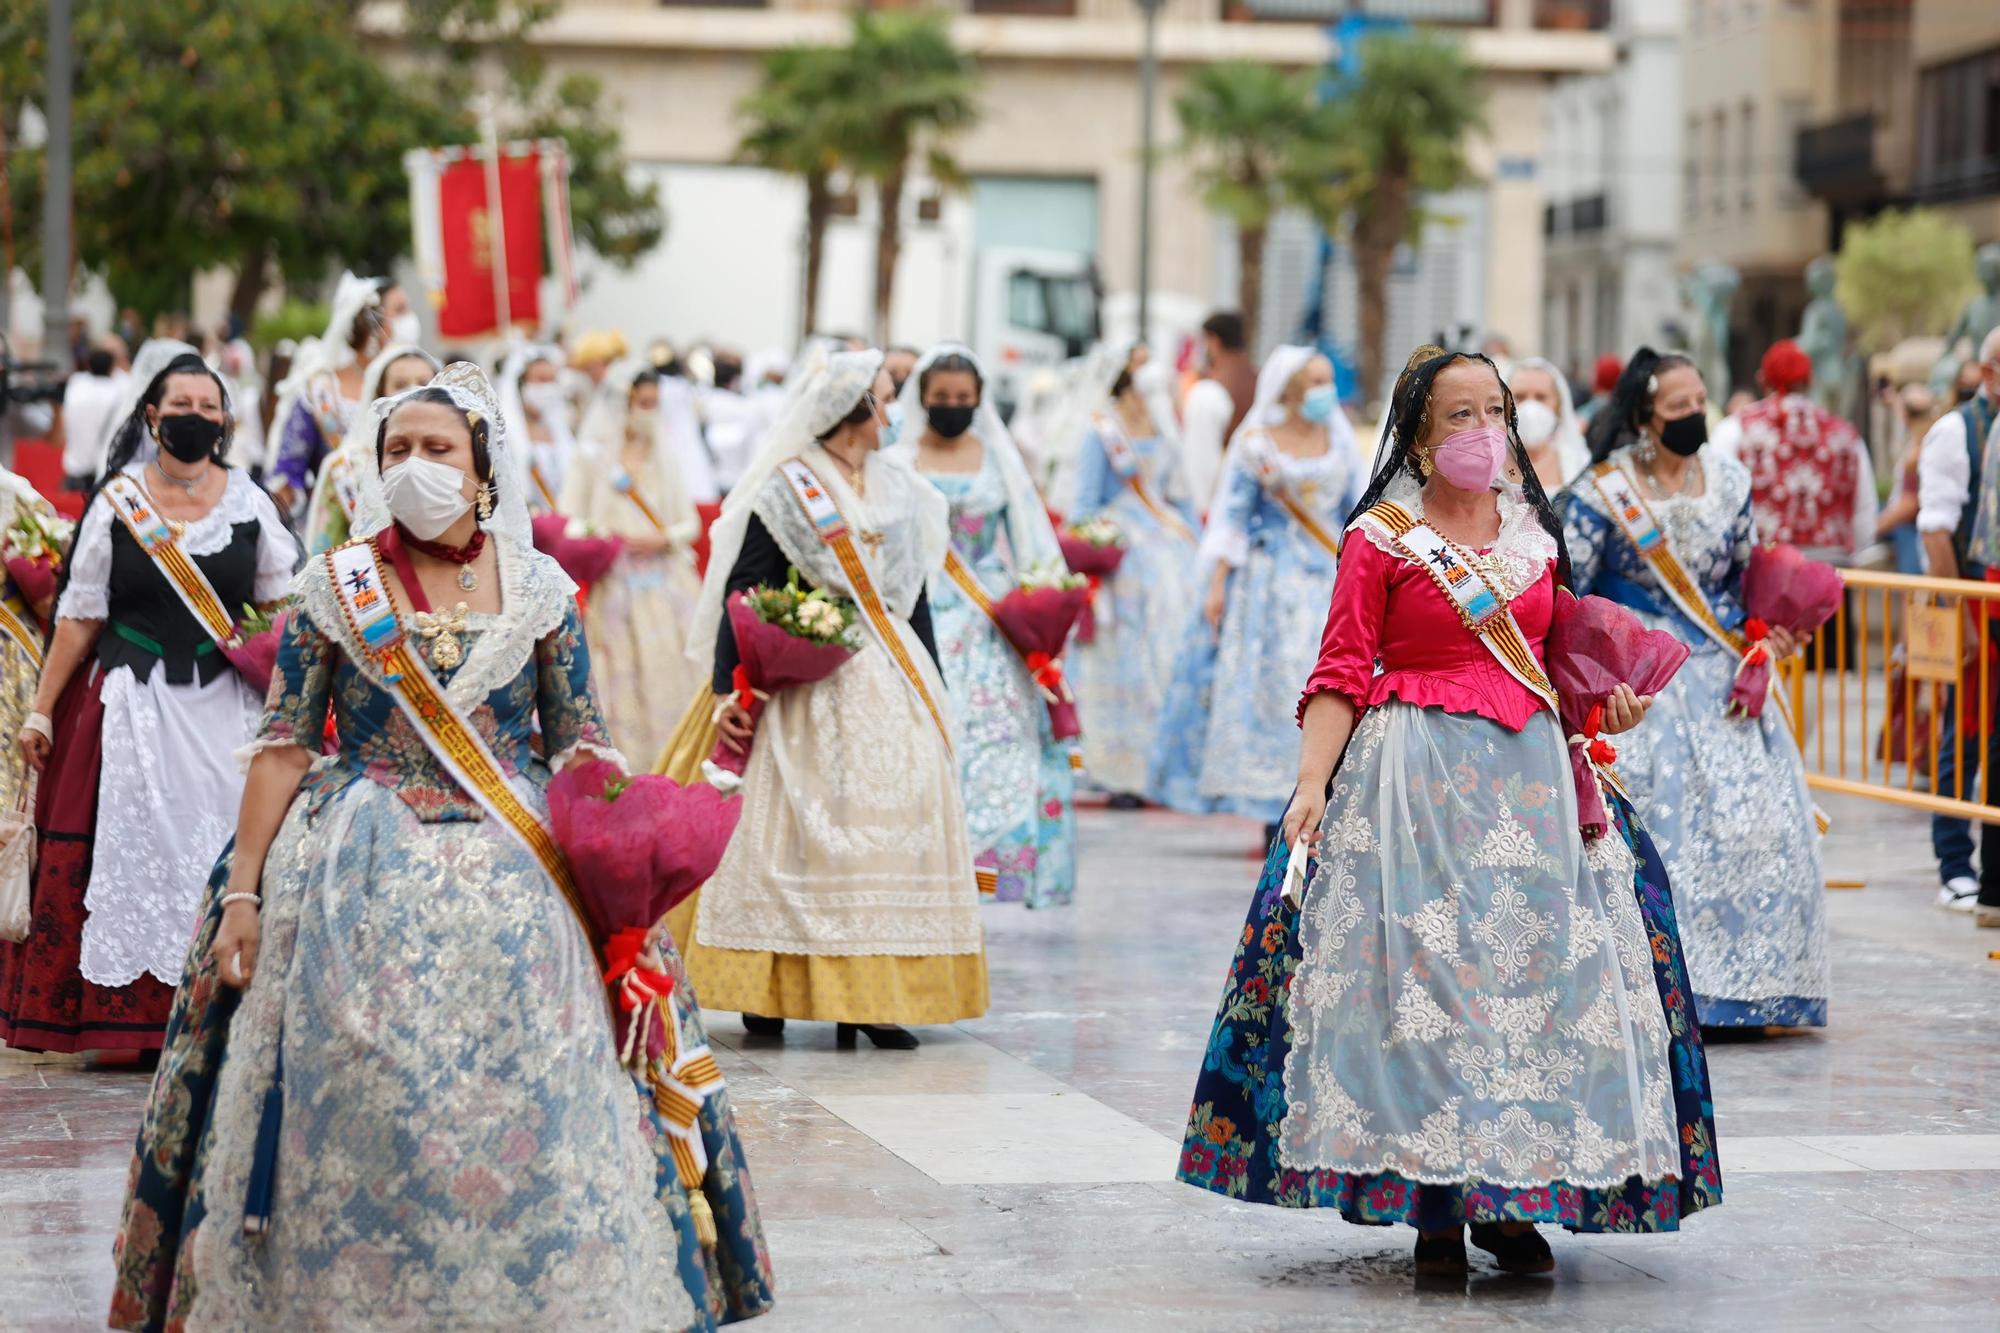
{"left": 1315, "top": 31, "right": 1483, "bottom": 406}
{"left": 735, "top": 45, "right": 851, "bottom": 341}
{"left": 843, "top": 11, "right": 979, "bottom": 345}
{"left": 1172, "top": 61, "right": 1335, "bottom": 350}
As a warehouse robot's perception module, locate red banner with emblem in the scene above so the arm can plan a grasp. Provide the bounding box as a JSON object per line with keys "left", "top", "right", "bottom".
{"left": 434, "top": 149, "right": 543, "bottom": 339}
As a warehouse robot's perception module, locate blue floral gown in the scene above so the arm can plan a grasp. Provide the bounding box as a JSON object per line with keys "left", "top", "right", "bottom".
{"left": 1151, "top": 431, "right": 1362, "bottom": 823}
{"left": 1066, "top": 424, "right": 1200, "bottom": 795}
{"left": 928, "top": 451, "right": 1078, "bottom": 907}
{"left": 1563, "top": 447, "right": 1829, "bottom": 1028}
{"left": 109, "top": 537, "right": 773, "bottom": 1332}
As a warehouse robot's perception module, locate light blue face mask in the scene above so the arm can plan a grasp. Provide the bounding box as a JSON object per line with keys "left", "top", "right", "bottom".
{"left": 1299, "top": 385, "right": 1338, "bottom": 425}
{"left": 878, "top": 400, "right": 905, "bottom": 448}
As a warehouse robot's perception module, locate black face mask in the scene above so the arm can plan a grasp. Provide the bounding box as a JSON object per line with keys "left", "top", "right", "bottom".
{"left": 157, "top": 412, "right": 224, "bottom": 463}
{"left": 1657, "top": 410, "right": 1707, "bottom": 457}
{"left": 927, "top": 404, "right": 977, "bottom": 440}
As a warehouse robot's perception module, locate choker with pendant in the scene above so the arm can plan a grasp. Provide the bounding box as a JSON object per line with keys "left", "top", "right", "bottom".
{"left": 397, "top": 525, "right": 487, "bottom": 592}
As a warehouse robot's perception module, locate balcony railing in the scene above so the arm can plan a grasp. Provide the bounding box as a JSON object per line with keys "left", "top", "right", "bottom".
{"left": 1543, "top": 192, "right": 1608, "bottom": 238}
{"left": 1795, "top": 112, "right": 1882, "bottom": 198}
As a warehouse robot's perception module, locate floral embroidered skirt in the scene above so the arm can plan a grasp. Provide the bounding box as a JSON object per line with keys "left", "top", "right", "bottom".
{"left": 1177, "top": 712, "right": 1721, "bottom": 1234}
{"left": 109, "top": 786, "right": 775, "bottom": 1331}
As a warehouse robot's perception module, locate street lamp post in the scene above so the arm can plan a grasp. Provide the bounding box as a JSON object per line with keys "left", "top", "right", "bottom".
{"left": 1136, "top": 0, "right": 1163, "bottom": 350}
{"left": 41, "top": 0, "right": 72, "bottom": 365}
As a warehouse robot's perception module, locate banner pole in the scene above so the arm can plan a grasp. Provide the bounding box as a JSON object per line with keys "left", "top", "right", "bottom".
{"left": 478, "top": 99, "right": 512, "bottom": 337}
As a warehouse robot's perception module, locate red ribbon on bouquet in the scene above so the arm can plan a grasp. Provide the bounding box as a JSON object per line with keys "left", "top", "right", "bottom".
{"left": 603, "top": 926, "right": 676, "bottom": 1066}
{"left": 1024, "top": 651, "right": 1065, "bottom": 698}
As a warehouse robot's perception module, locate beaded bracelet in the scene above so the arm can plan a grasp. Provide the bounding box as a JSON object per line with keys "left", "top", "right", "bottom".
{"left": 220, "top": 892, "right": 262, "bottom": 911}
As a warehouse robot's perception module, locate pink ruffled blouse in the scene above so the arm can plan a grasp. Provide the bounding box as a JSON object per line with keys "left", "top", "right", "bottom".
{"left": 1298, "top": 512, "right": 1557, "bottom": 733}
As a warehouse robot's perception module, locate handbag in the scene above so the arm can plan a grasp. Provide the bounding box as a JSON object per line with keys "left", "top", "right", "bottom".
{"left": 0, "top": 775, "right": 36, "bottom": 942}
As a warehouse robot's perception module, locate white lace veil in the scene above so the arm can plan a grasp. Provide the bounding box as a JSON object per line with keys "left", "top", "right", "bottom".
{"left": 892, "top": 342, "right": 1061, "bottom": 572}
{"left": 1045, "top": 341, "right": 1190, "bottom": 513}
{"left": 347, "top": 361, "right": 532, "bottom": 549}
{"left": 685, "top": 349, "right": 886, "bottom": 670}
{"left": 1199, "top": 344, "right": 1361, "bottom": 571}
{"left": 574, "top": 357, "right": 696, "bottom": 528}
{"left": 267, "top": 273, "right": 387, "bottom": 443}
{"left": 361, "top": 343, "right": 443, "bottom": 406}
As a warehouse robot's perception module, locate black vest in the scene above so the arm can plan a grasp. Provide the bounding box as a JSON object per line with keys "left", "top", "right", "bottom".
{"left": 96, "top": 516, "right": 261, "bottom": 686}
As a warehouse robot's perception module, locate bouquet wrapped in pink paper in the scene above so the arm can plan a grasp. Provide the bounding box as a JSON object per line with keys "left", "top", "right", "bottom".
{"left": 704, "top": 575, "right": 860, "bottom": 787}
{"left": 1058, "top": 517, "right": 1125, "bottom": 644}
{"left": 547, "top": 759, "right": 736, "bottom": 1060}
{"left": 532, "top": 512, "right": 625, "bottom": 591}
{"left": 1727, "top": 543, "right": 1845, "bottom": 719}
{"left": 989, "top": 567, "right": 1090, "bottom": 742}
{"left": 221, "top": 603, "right": 286, "bottom": 699}
{"left": 1547, "top": 592, "right": 1690, "bottom": 839}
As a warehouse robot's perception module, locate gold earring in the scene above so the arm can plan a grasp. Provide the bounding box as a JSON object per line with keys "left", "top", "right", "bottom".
{"left": 1416, "top": 449, "right": 1435, "bottom": 480}
{"left": 476, "top": 483, "right": 495, "bottom": 521}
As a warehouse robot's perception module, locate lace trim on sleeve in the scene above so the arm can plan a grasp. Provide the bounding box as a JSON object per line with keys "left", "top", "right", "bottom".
{"left": 549, "top": 739, "right": 629, "bottom": 775}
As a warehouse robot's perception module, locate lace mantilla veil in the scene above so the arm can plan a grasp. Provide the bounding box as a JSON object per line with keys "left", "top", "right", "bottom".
{"left": 347, "top": 361, "right": 534, "bottom": 552}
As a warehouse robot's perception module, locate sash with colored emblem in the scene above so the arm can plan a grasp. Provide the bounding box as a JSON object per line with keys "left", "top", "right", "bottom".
{"left": 778, "top": 458, "right": 953, "bottom": 754}
{"left": 100, "top": 473, "right": 244, "bottom": 649}
{"left": 1093, "top": 413, "right": 1198, "bottom": 545}
{"left": 1354, "top": 500, "right": 1559, "bottom": 715}
{"left": 323, "top": 452, "right": 365, "bottom": 521}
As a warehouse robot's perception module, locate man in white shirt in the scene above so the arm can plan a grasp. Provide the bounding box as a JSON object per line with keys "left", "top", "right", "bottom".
{"left": 1179, "top": 312, "right": 1258, "bottom": 510}
{"left": 1915, "top": 326, "right": 2000, "bottom": 914}
{"left": 57, "top": 342, "right": 129, "bottom": 485}
{"left": 701, "top": 350, "right": 762, "bottom": 494}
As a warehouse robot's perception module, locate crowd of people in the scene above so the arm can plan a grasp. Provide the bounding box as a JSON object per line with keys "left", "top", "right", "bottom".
{"left": 0, "top": 266, "right": 1993, "bottom": 1315}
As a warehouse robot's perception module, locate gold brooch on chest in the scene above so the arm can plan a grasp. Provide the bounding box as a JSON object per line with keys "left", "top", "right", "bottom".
{"left": 413, "top": 602, "right": 471, "bottom": 671}
{"left": 858, "top": 529, "right": 886, "bottom": 554}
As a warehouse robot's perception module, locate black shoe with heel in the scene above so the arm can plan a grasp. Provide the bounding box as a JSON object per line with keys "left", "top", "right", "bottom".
{"left": 1468, "top": 1222, "right": 1554, "bottom": 1274}
{"left": 741, "top": 1014, "right": 785, "bottom": 1037}
{"left": 1413, "top": 1231, "right": 1468, "bottom": 1276}
{"left": 836, "top": 1023, "right": 919, "bottom": 1051}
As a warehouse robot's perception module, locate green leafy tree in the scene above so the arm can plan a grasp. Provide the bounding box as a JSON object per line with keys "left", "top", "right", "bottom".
{"left": 1, "top": 0, "right": 659, "bottom": 326}
{"left": 842, "top": 11, "right": 979, "bottom": 345}
{"left": 1173, "top": 61, "right": 1336, "bottom": 350}
{"left": 1315, "top": 30, "right": 1483, "bottom": 405}
{"left": 1834, "top": 208, "right": 1979, "bottom": 354}
{"left": 736, "top": 45, "right": 851, "bottom": 341}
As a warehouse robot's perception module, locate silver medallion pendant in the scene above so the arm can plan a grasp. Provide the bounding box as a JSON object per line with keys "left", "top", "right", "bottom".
{"left": 458, "top": 564, "right": 478, "bottom": 592}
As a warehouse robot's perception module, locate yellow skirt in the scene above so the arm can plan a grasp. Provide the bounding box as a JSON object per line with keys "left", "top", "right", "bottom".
{"left": 657, "top": 691, "right": 989, "bottom": 1025}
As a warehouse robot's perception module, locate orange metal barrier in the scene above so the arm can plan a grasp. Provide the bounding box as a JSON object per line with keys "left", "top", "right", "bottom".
{"left": 1783, "top": 568, "right": 2000, "bottom": 820}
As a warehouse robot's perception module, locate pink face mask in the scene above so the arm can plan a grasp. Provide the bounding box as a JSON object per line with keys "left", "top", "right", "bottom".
{"left": 1430, "top": 423, "right": 1509, "bottom": 492}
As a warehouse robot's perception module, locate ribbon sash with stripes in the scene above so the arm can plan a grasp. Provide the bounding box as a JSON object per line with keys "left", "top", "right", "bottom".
{"left": 1250, "top": 447, "right": 1343, "bottom": 558}
{"left": 612, "top": 469, "right": 667, "bottom": 533}
{"left": 1094, "top": 414, "right": 1197, "bottom": 546}
{"left": 528, "top": 461, "right": 560, "bottom": 513}
{"left": 324, "top": 452, "right": 365, "bottom": 521}
{"left": 1588, "top": 462, "right": 1744, "bottom": 657}
{"left": 326, "top": 541, "right": 585, "bottom": 918}
{"left": 778, "top": 459, "right": 953, "bottom": 753}
{"left": 101, "top": 473, "right": 242, "bottom": 649}
{"left": 1358, "top": 500, "right": 1559, "bottom": 715}
{"left": 0, "top": 595, "right": 43, "bottom": 668}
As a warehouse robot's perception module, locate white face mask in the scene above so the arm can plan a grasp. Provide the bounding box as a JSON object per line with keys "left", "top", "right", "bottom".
{"left": 1514, "top": 398, "right": 1559, "bottom": 448}
{"left": 387, "top": 312, "right": 422, "bottom": 347}
{"left": 627, "top": 406, "right": 659, "bottom": 437}
{"left": 381, "top": 456, "right": 473, "bottom": 540}
{"left": 521, "top": 381, "right": 567, "bottom": 420}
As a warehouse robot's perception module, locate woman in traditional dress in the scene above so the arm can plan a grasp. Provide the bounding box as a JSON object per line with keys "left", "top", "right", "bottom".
{"left": 1065, "top": 343, "right": 1201, "bottom": 802}
{"left": 301, "top": 343, "right": 440, "bottom": 554}
{"left": 661, "top": 350, "right": 986, "bottom": 1051}
{"left": 0, "top": 468, "right": 62, "bottom": 813}
{"left": 499, "top": 342, "right": 581, "bottom": 514}
{"left": 1178, "top": 348, "right": 1719, "bottom": 1273}
{"left": 1150, "top": 345, "right": 1364, "bottom": 838}
{"left": 0, "top": 354, "right": 296, "bottom": 1056}
{"left": 107, "top": 363, "right": 773, "bottom": 1331}
{"left": 266, "top": 272, "right": 418, "bottom": 513}
{"left": 561, "top": 358, "right": 706, "bottom": 761}
{"left": 894, "top": 343, "right": 1077, "bottom": 908}
{"left": 1564, "top": 348, "right": 1828, "bottom": 1029}
{"left": 1508, "top": 357, "right": 1592, "bottom": 492}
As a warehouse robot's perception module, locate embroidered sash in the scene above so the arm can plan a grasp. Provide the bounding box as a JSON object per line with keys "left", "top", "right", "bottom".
{"left": 326, "top": 540, "right": 584, "bottom": 914}
{"left": 101, "top": 473, "right": 242, "bottom": 649}
{"left": 612, "top": 469, "right": 667, "bottom": 533}
{"left": 0, "top": 595, "right": 43, "bottom": 669}
{"left": 1588, "top": 462, "right": 1745, "bottom": 658}
{"left": 1249, "top": 444, "right": 1342, "bottom": 558}
{"left": 323, "top": 452, "right": 364, "bottom": 521}
{"left": 1095, "top": 414, "right": 1197, "bottom": 545}
{"left": 778, "top": 458, "right": 953, "bottom": 753}
{"left": 304, "top": 374, "right": 347, "bottom": 453}
{"left": 1356, "top": 500, "right": 1559, "bottom": 715}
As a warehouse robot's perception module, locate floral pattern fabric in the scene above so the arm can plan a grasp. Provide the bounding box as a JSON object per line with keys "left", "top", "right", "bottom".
{"left": 108, "top": 546, "right": 774, "bottom": 1331}
{"left": 1177, "top": 793, "right": 1720, "bottom": 1233}
{"left": 1564, "top": 449, "right": 1829, "bottom": 1027}
{"left": 1066, "top": 429, "right": 1201, "bottom": 795}
{"left": 927, "top": 453, "right": 1077, "bottom": 908}
{"left": 1150, "top": 435, "right": 1359, "bottom": 823}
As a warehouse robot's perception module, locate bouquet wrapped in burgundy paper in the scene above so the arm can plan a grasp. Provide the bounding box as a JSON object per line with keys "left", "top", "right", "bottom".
{"left": 3, "top": 503, "right": 71, "bottom": 613}
{"left": 704, "top": 575, "right": 860, "bottom": 789}
{"left": 989, "top": 566, "right": 1090, "bottom": 742}
{"left": 1546, "top": 592, "right": 1690, "bottom": 839}
{"left": 1058, "top": 517, "right": 1125, "bottom": 643}
{"left": 532, "top": 512, "right": 625, "bottom": 592}
{"left": 221, "top": 603, "right": 286, "bottom": 699}
{"left": 1727, "top": 543, "right": 1845, "bottom": 719}
{"left": 547, "top": 759, "right": 736, "bottom": 1061}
